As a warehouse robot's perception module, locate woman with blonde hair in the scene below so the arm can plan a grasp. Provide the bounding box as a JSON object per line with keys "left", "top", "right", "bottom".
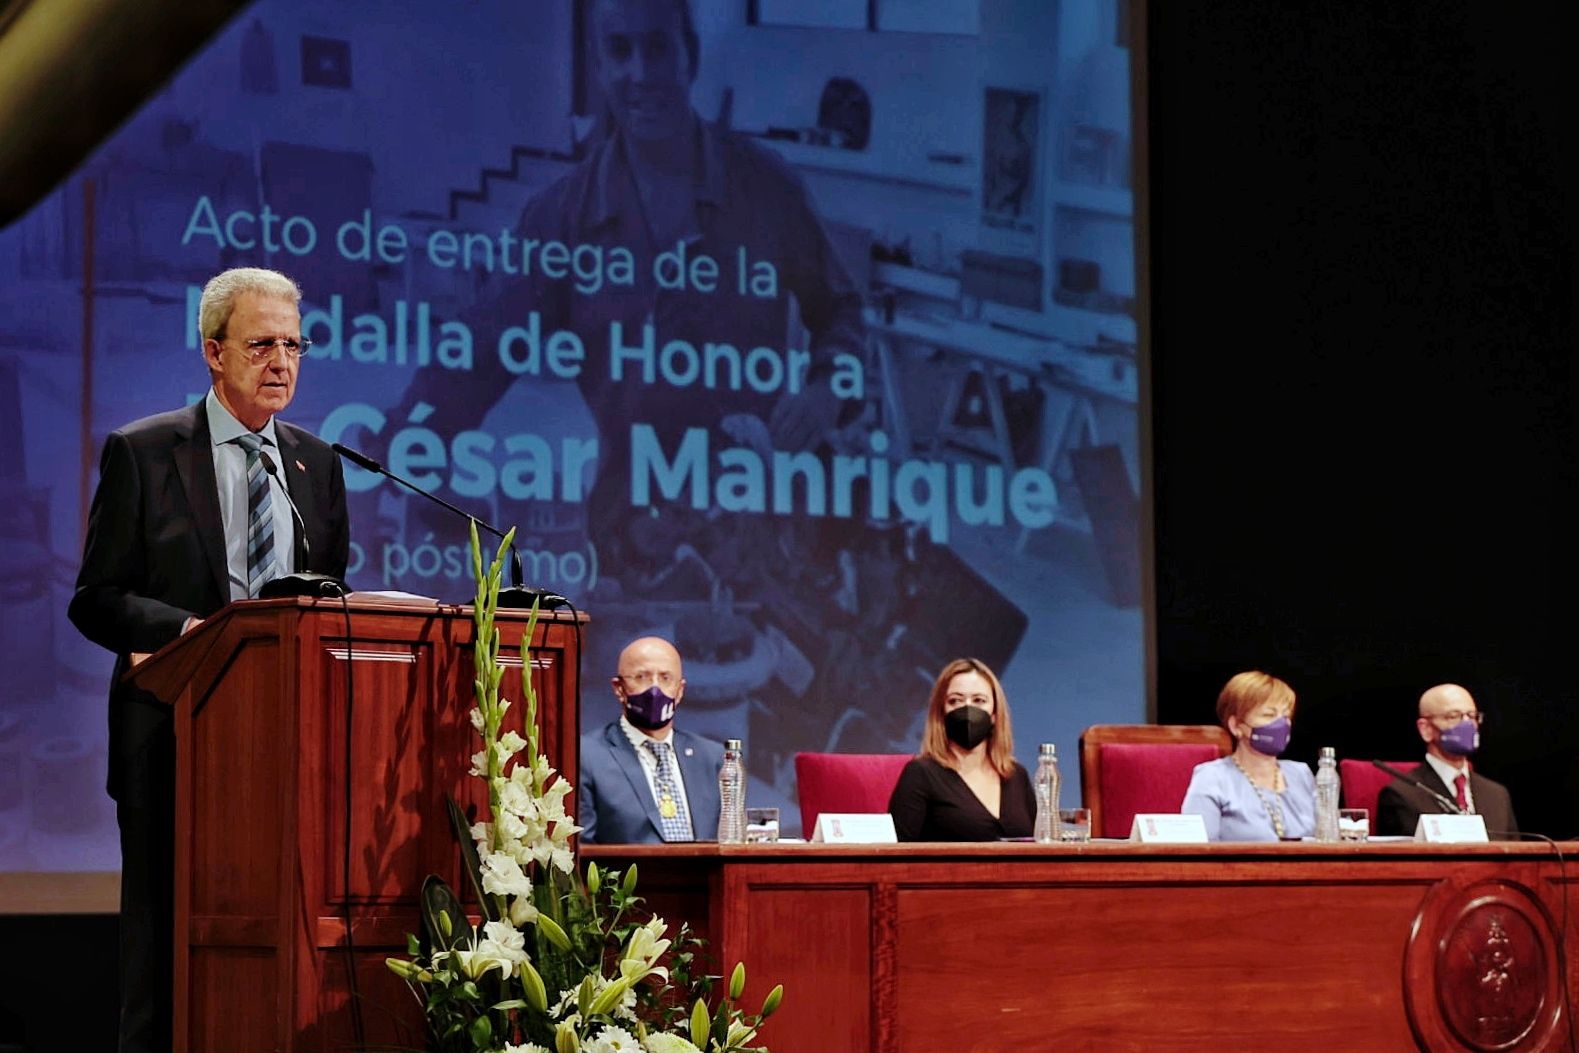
{"left": 1181, "top": 670, "right": 1316, "bottom": 841}
{"left": 887, "top": 657, "right": 1035, "bottom": 841}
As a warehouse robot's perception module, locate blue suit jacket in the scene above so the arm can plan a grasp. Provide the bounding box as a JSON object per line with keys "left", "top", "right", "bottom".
{"left": 578, "top": 720, "right": 724, "bottom": 844}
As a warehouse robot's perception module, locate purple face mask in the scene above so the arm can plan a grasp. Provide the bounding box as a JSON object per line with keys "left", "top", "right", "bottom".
{"left": 1246, "top": 715, "right": 1291, "bottom": 757}
{"left": 623, "top": 684, "right": 678, "bottom": 731}
{"left": 1437, "top": 717, "right": 1480, "bottom": 757}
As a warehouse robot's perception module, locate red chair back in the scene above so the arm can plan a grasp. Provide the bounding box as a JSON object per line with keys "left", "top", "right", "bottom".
{"left": 1096, "top": 742, "right": 1225, "bottom": 838}
{"left": 1079, "top": 725, "right": 1233, "bottom": 839}
{"left": 795, "top": 752, "right": 913, "bottom": 836}
{"left": 1339, "top": 759, "right": 1419, "bottom": 833}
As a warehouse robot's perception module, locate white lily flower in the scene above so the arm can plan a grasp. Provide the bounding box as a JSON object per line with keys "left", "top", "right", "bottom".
{"left": 448, "top": 944, "right": 512, "bottom": 981}
{"left": 642, "top": 1035, "right": 702, "bottom": 1053}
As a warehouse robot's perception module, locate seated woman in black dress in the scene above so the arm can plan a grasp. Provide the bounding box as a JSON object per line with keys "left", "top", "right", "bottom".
{"left": 887, "top": 657, "right": 1035, "bottom": 841}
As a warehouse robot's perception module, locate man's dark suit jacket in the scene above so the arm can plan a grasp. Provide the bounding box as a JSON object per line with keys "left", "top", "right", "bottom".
{"left": 1376, "top": 761, "right": 1518, "bottom": 838}
{"left": 577, "top": 720, "right": 724, "bottom": 844}
{"left": 68, "top": 399, "right": 350, "bottom": 801}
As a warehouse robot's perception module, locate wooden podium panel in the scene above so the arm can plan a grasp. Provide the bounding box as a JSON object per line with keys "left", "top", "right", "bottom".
{"left": 128, "top": 596, "right": 584, "bottom": 1052}
{"left": 583, "top": 841, "right": 1579, "bottom": 1053}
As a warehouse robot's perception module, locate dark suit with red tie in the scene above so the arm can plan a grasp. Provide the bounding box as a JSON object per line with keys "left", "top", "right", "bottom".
{"left": 1376, "top": 762, "right": 1518, "bottom": 838}
{"left": 69, "top": 399, "right": 348, "bottom": 1052}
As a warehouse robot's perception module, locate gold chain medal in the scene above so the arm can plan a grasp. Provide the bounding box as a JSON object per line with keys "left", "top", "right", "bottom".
{"left": 659, "top": 794, "right": 678, "bottom": 819}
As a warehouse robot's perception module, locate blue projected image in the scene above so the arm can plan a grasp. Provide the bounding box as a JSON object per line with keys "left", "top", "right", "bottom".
{"left": 0, "top": 0, "right": 1139, "bottom": 867}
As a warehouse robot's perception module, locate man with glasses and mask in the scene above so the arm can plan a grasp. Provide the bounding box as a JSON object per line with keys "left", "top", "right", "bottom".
{"left": 1376, "top": 683, "right": 1518, "bottom": 837}
{"left": 577, "top": 635, "right": 725, "bottom": 843}
{"left": 69, "top": 267, "right": 350, "bottom": 1053}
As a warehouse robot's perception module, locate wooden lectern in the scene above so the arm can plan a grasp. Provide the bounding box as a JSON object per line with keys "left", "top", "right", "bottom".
{"left": 126, "top": 595, "right": 585, "bottom": 1052}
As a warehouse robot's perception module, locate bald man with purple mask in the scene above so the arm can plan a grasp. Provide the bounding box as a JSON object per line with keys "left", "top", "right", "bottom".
{"left": 577, "top": 635, "right": 726, "bottom": 843}
{"left": 1376, "top": 683, "right": 1518, "bottom": 837}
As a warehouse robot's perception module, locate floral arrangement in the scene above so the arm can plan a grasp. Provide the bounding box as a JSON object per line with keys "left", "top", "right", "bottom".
{"left": 385, "top": 524, "right": 782, "bottom": 1053}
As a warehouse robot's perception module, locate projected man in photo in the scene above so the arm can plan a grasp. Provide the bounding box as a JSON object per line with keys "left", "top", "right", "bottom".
{"left": 547, "top": 0, "right": 865, "bottom": 530}
{"left": 393, "top": 0, "right": 1024, "bottom": 786}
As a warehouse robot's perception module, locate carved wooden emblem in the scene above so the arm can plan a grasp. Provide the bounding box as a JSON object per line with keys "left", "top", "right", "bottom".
{"left": 1405, "top": 877, "right": 1567, "bottom": 1052}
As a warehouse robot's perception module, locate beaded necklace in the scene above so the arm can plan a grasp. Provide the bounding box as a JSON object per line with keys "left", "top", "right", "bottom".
{"left": 1231, "top": 754, "right": 1286, "bottom": 839}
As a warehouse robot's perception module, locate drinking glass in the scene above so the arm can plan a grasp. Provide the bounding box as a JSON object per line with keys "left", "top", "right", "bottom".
{"left": 1338, "top": 808, "right": 1369, "bottom": 842}
{"left": 1057, "top": 807, "right": 1092, "bottom": 842}
{"left": 745, "top": 806, "right": 780, "bottom": 843}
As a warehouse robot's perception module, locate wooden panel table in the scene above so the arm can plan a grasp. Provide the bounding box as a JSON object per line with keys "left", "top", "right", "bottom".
{"left": 582, "top": 841, "right": 1578, "bottom": 1053}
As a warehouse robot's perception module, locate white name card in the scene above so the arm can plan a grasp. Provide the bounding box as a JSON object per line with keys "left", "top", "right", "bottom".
{"left": 1414, "top": 813, "right": 1489, "bottom": 843}
{"left": 1129, "top": 813, "right": 1209, "bottom": 844}
{"left": 811, "top": 813, "right": 897, "bottom": 844}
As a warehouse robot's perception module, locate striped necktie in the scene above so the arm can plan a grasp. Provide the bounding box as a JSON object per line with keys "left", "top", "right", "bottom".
{"left": 643, "top": 739, "right": 694, "bottom": 842}
{"left": 233, "top": 433, "right": 279, "bottom": 597}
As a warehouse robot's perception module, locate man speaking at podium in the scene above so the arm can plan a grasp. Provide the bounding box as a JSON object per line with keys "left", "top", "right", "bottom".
{"left": 68, "top": 267, "right": 350, "bottom": 1053}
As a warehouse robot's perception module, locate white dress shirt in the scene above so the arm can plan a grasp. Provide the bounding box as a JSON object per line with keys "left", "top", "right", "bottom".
{"left": 618, "top": 714, "right": 695, "bottom": 823}
{"left": 205, "top": 390, "right": 295, "bottom": 600}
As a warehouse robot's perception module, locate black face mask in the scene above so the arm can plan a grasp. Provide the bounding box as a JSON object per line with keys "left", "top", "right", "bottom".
{"left": 944, "top": 705, "right": 994, "bottom": 750}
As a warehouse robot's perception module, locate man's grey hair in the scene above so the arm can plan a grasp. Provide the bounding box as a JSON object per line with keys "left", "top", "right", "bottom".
{"left": 199, "top": 267, "right": 302, "bottom": 341}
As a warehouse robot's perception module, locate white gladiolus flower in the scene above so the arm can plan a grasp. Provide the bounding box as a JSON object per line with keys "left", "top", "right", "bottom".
{"left": 496, "top": 809, "right": 531, "bottom": 844}
{"left": 481, "top": 920, "right": 526, "bottom": 957}
{"left": 470, "top": 749, "right": 490, "bottom": 776}
{"left": 481, "top": 852, "right": 533, "bottom": 898}
{"left": 499, "top": 778, "right": 536, "bottom": 818}
{"left": 509, "top": 894, "right": 539, "bottom": 926}
{"left": 469, "top": 708, "right": 486, "bottom": 732}
{"left": 496, "top": 729, "right": 527, "bottom": 760}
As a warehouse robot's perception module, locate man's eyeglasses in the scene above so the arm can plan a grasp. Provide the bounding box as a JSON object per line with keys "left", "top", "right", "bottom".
{"left": 618, "top": 671, "right": 678, "bottom": 690}
{"left": 229, "top": 336, "right": 311, "bottom": 362}
{"left": 1429, "top": 711, "right": 1484, "bottom": 727}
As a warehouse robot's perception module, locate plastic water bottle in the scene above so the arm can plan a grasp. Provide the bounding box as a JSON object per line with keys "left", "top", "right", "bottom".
{"left": 1033, "top": 742, "right": 1062, "bottom": 844}
{"left": 717, "top": 738, "right": 746, "bottom": 844}
{"left": 1314, "top": 746, "right": 1340, "bottom": 842}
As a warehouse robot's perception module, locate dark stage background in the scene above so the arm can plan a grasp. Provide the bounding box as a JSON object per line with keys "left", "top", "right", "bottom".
{"left": 1148, "top": 2, "right": 1578, "bottom": 841}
